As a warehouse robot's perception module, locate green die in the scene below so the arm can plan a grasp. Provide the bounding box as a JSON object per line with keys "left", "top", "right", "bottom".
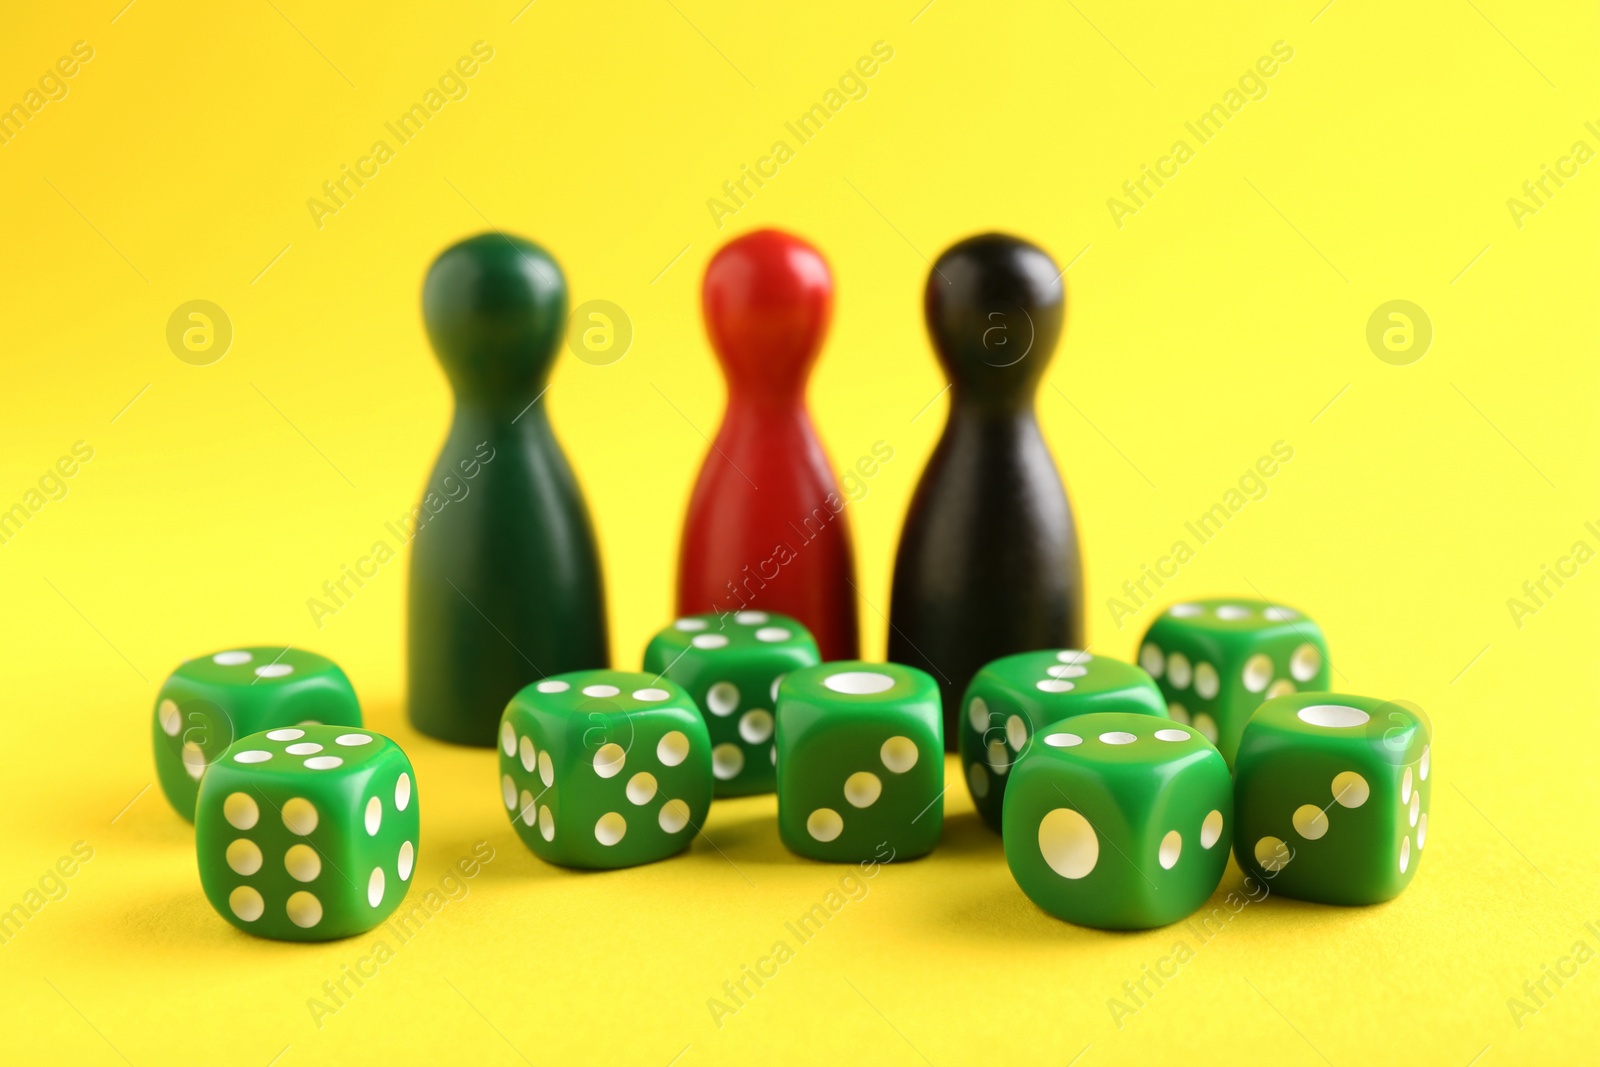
{"left": 642, "top": 611, "right": 821, "bottom": 796}
{"left": 960, "top": 649, "right": 1166, "bottom": 832}
{"left": 195, "top": 726, "right": 417, "bottom": 941}
{"left": 1136, "top": 599, "right": 1329, "bottom": 766}
{"left": 154, "top": 647, "right": 362, "bottom": 822}
{"left": 1232, "top": 693, "right": 1431, "bottom": 905}
{"left": 776, "top": 662, "right": 943, "bottom": 862}
{"left": 1003, "top": 711, "right": 1232, "bottom": 929}
{"left": 498, "top": 671, "right": 713, "bottom": 869}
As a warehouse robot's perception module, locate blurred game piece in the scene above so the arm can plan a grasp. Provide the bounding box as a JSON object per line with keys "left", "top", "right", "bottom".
{"left": 888, "top": 233, "right": 1084, "bottom": 748}
{"left": 676, "top": 229, "right": 860, "bottom": 661}
{"left": 154, "top": 646, "right": 362, "bottom": 821}
{"left": 408, "top": 233, "right": 609, "bottom": 747}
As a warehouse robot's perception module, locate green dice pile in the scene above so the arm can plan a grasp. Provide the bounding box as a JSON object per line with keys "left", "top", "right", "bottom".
{"left": 960, "top": 649, "right": 1166, "bottom": 831}
{"left": 153, "top": 646, "right": 417, "bottom": 942}
{"left": 643, "top": 611, "right": 821, "bottom": 796}
{"left": 153, "top": 646, "right": 362, "bottom": 823}
{"left": 156, "top": 595, "right": 1430, "bottom": 943}
{"left": 1136, "top": 597, "right": 1330, "bottom": 764}
{"left": 635, "top": 612, "right": 946, "bottom": 864}
{"left": 987, "top": 598, "right": 1430, "bottom": 928}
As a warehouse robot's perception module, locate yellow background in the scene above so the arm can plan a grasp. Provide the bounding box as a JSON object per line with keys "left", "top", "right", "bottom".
{"left": 1, "top": 0, "right": 1595, "bottom": 1063}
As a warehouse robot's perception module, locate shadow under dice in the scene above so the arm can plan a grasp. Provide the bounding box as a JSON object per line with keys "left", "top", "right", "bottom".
{"left": 499, "top": 671, "right": 713, "bottom": 869}
{"left": 960, "top": 649, "right": 1166, "bottom": 832}
{"left": 1137, "top": 599, "right": 1329, "bottom": 766}
{"left": 1233, "top": 693, "right": 1431, "bottom": 905}
{"left": 1003, "top": 712, "right": 1232, "bottom": 929}
{"left": 642, "top": 611, "right": 821, "bottom": 796}
{"left": 195, "top": 726, "right": 417, "bottom": 941}
{"left": 153, "top": 646, "right": 363, "bottom": 822}
{"left": 776, "top": 662, "right": 943, "bottom": 862}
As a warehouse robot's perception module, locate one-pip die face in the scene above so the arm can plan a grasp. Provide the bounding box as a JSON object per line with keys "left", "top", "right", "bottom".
{"left": 195, "top": 726, "right": 417, "bottom": 942}
{"left": 1003, "top": 712, "right": 1233, "bottom": 930}
{"left": 498, "top": 671, "right": 713, "bottom": 870}
{"left": 1232, "top": 693, "right": 1431, "bottom": 905}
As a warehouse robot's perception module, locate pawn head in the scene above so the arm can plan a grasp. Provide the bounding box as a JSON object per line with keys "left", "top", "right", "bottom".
{"left": 702, "top": 229, "right": 833, "bottom": 394}
{"left": 422, "top": 232, "right": 568, "bottom": 403}
{"left": 924, "top": 233, "right": 1065, "bottom": 405}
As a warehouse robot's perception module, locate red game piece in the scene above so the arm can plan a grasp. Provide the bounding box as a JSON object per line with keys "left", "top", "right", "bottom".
{"left": 675, "top": 229, "right": 860, "bottom": 661}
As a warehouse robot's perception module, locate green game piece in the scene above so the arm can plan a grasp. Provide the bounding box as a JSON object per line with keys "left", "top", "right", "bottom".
{"left": 1136, "top": 598, "right": 1330, "bottom": 766}
{"left": 642, "top": 610, "right": 822, "bottom": 796}
{"left": 775, "top": 662, "right": 943, "bottom": 862}
{"left": 153, "top": 647, "right": 362, "bottom": 822}
{"left": 1232, "top": 693, "right": 1430, "bottom": 905}
{"left": 195, "top": 725, "right": 418, "bottom": 941}
{"left": 960, "top": 649, "right": 1166, "bottom": 832}
{"left": 408, "top": 233, "right": 610, "bottom": 748}
{"left": 498, "top": 671, "right": 713, "bottom": 869}
{"left": 1003, "top": 711, "right": 1232, "bottom": 930}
